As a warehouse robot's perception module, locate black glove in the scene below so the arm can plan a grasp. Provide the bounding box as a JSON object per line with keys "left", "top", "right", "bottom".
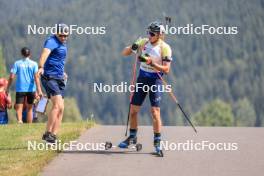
{"left": 138, "top": 54, "right": 152, "bottom": 65}
{"left": 138, "top": 54, "right": 148, "bottom": 62}
{"left": 131, "top": 37, "right": 142, "bottom": 53}
{"left": 131, "top": 43, "right": 139, "bottom": 51}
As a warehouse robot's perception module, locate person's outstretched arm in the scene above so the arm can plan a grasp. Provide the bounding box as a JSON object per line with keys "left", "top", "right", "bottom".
{"left": 121, "top": 46, "right": 133, "bottom": 56}
{"left": 36, "top": 48, "right": 51, "bottom": 97}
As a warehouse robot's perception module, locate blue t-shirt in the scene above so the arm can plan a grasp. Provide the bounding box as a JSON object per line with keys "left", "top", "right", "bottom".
{"left": 11, "top": 58, "right": 38, "bottom": 92}
{"left": 44, "top": 35, "right": 67, "bottom": 79}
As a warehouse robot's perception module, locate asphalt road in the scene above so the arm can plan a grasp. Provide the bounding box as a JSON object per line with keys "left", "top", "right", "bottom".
{"left": 41, "top": 126, "right": 264, "bottom": 176}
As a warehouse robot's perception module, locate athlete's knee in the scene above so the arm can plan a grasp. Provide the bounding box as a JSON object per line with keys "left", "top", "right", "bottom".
{"left": 61, "top": 103, "right": 64, "bottom": 111}
{"left": 51, "top": 96, "right": 64, "bottom": 111}
{"left": 52, "top": 102, "right": 63, "bottom": 112}
{"left": 130, "top": 105, "right": 140, "bottom": 117}
{"left": 27, "top": 104, "right": 33, "bottom": 110}
{"left": 151, "top": 107, "right": 160, "bottom": 119}
{"left": 15, "top": 105, "right": 23, "bottom": 112}
{"left": 59, "top": 103, "right": 64, "bottom": 115}
{"left": 59, "top": 101, "right": 64, "bottom": 110}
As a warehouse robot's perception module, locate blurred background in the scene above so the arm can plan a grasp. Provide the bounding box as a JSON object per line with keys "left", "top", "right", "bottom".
{"left": 0, "top": 0, "right": 263, "bottom": 126}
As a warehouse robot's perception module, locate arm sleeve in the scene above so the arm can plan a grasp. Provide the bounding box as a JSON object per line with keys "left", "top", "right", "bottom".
{"left": 162, "top": 44, "right": 173, "bottom": 62}
{"left": 137, "top": 38, "right": 149, "bottom": 48}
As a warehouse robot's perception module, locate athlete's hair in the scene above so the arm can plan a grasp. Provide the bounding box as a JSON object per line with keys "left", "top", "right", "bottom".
{"left": 21, "top": 47, "right": 30, "bottom": 57}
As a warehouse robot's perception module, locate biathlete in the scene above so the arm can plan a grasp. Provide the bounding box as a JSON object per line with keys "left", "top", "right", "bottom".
{"left": 119, "top": 21, "right": 173, "bottom": 155}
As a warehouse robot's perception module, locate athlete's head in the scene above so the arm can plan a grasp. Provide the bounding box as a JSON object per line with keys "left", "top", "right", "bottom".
{"left": 21, "top": 47, "right": 31, "bottom": 58}
{"left": 56, "top": 23, "right": 69, "bottom": 43}
{"left": 147, "top": 21, "right": 165, "bottom": 44}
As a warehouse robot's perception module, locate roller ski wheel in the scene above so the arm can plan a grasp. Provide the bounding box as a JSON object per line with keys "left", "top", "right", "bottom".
{"left": 105, "top": 137, "right": 142, "bottom": 152}
{"left": 105, "top": 141, "right": 112, "bottom": 150}
{"left": 135, "top": 143, "right": 142, "bottom": 151}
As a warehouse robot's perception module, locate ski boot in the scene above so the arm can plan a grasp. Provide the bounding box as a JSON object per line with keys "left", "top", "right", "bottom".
{"left": 154, "top": 137, "right": 164, "bottom": 157}
{"left": 118, "top": 136, "right": 137, "bottom": 148}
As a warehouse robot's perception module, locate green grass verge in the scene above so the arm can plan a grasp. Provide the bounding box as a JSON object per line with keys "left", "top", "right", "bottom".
{"left": 0, "top": 121, "right": 95, "bottom": 176}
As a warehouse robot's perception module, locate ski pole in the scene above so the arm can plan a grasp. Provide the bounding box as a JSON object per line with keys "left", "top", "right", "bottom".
{"left": 125, "top": 54, "right": 138, "bottom": 136}
{"left": 156, "top": 71, "right": 197, "bottom": 133}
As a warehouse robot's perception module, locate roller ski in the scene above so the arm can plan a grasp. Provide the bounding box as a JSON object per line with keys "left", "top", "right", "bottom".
{"left": 105, "top": 136, "right": 142, "bottom": 152}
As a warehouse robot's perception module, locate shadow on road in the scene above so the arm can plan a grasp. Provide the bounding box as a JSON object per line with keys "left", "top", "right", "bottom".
{"left": 61, "top": 150, "right": 153, "bottom": 155}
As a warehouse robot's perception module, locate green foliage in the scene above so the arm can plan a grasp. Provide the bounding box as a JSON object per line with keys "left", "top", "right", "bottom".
{"left": 233, "top": 98, "right": 256, "bottom": 127}
{"left": 0, "top": 47, "right": 7, "bottom": 77}
{"left": 0, "top": 0, "right": 263, "bottom": 126}
{"left": 62, "top": 97, "right": 83, "bottom": 122}
{"left": 0, "top": 122, "right": 94, "bottom": 176}
{"left": 194, "top": 99, "right": 234, "bottom": 126}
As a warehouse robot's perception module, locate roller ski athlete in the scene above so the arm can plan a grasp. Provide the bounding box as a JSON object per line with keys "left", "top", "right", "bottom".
{"left": 119, "top": 21, "right": 173, "bottom": 157}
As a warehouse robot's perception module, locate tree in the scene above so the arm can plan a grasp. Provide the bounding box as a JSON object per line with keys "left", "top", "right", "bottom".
{"left": 194, "top": 99, "right": 234, "bottom": 126}
{"left": 0, "top": 47, "right": 7, "bottom": 77}
{"left": 63, "top": 97, "right": 83, "bottom": 122}
{"left": 233, "top": 98, "right": 256, "bottom": 127}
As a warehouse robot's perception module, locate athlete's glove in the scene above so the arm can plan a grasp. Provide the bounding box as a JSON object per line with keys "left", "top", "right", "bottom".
{"left": 131, "top": 37, "right": 142, "bottom": 53}
{"left": 138, "top": 54, "right": 152, "bottom": 65}
{"left": 131, "top": 43, "right": 139, "bottom": 53}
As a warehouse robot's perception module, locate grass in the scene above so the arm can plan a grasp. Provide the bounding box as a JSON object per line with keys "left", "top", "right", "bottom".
{"left": 0, "top": 121, "right": 95, "bottom": 176}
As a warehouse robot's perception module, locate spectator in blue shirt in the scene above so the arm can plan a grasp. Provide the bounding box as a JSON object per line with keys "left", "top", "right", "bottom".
{"left": 7, "top": 47, "right": 38, "bottom": 123}
{"left": 36, "top": 23, "right": 69, "bottom": 143}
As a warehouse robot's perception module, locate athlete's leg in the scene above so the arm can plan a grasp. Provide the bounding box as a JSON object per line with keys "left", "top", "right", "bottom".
{"left": 46, "top": 95, "right": 63, "bottom": 134}
{"left": 26, "top": 92, "right": 35, "bottom": 123}
{"left": 51, "top": 98, "right": 64, "bottom": 135}
{"left": 118, "top": 77, "right": 147, "bottom": 148}
{"left": 151, "top": 107, "right": 162, "bottom": 133}
{"left": 16, "top": 104, "right": 24, "bottom": 123}
{"left": 129, "top": 104, "right": 140, "bottom": 129}
{"left": 129, "top": 77, "right": 148, "bottom": 131}
{"left": 26, "top": 104, "right": 33, "bottom": 123}
{"left": 15, "top": 92, "right": 25, "bottom": 123}
{"left": 51, "top": 80, "right": 66, "bottom": 135}
{"left": 149, "top": 78, "right": 163, "bottom": 152}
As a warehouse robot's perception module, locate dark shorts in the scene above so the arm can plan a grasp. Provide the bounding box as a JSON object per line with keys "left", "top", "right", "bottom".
{"left": 131, "top": 76, "right": 163, "bottom": 107}
{"left": 16, "top": 92, "right": 35, "bottom": 104}
{"left": 41, "top": 75, "right": 66, "bottom": 99}
{"left": 0, "top": 110, "right": 8, "bottom": 124}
